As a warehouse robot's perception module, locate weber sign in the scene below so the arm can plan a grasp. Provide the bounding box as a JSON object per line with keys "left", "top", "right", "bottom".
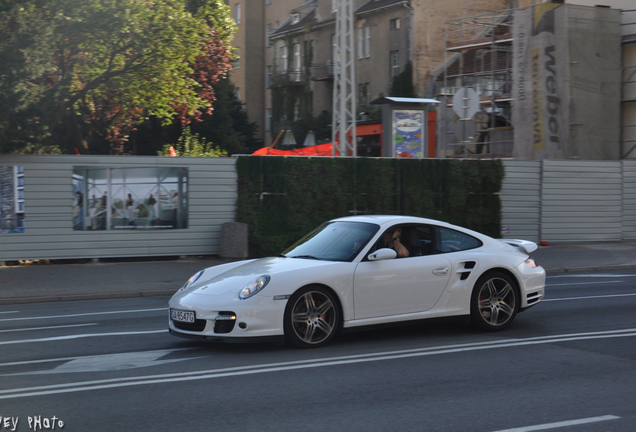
{"left": 512, "top": 3, "right": 567, "bottom": 160}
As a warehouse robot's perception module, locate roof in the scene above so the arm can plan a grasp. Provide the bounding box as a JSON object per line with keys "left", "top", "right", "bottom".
{"left": 371, "top": 97, "right": 440, "bottom": 105}
{"left": 356, "top": 0, "right": 408, "bottom": 15}
{"left": 271, "top": 7, "right": 316, "bottom": 37}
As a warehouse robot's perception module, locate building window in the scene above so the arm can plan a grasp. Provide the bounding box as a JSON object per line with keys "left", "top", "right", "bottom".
{"left": 235, "top": 87, "right": 240, "bottom": 99}
{"left": 292, "top": 43, "right": 301, "bottom": 79}
{"left": 266, "top": 0, "right": 271, "bottom": 5}
{"left": 291, "top": 13, "right": 300, "bottom": 24}
{"left": 233, "top": 48, "right": 240, "bottom": 69}
{"left": 266, "top": 109, "right": 272, "bottom": 132}
{"left": 266, "top": 24, "right": 272, "bottom": 47}
{"left": 332, "top": 0, "right": 338, "bottom": 13}
{"left": 357, "top": 27, "right": 370, "bottom": 59}
{"left": 390, "top": 50, "right": 399, "bottom": 78}
{"left": 358, "top": 82, "right": 370, "bottom": 106}
{"left": 266, "top": 65, "right": 272, "bottom": 88}
{"left": 235, "top": 3, "right": 241, "bottom": 24}
{"left": 279, "top": 45, "right": 287, "bottom": 72}
{"left": 294, "top": 101, "right": 300, "bottom": 121}
{"left": 390, "top": 18, "right": 400, "bottom": 30}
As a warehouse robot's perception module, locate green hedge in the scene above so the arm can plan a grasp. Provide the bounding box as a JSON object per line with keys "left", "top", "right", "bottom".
{"left": 236, "top": 156, "right": 504, "bottom": 257}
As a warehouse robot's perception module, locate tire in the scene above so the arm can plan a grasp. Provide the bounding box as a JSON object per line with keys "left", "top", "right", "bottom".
{"left": 471, "top": 271, "right": 519, "bottom": 331}
{"left": 284, "top": 286, "right": 341, "bottom": 348}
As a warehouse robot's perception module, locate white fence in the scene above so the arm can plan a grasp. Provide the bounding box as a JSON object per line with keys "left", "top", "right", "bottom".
{"left": 1, "top": 156, "right": 634, "bottom": 262}
{"left": 0, "top": 155, "right": 237, "bottom": 261}
{"left": 502, "top": 160, "right": 636, "bottom": 243}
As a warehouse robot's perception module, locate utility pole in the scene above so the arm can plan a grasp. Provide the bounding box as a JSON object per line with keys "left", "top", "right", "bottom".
{"left": 332, "top": 0, "right": 356, "bottom": 156}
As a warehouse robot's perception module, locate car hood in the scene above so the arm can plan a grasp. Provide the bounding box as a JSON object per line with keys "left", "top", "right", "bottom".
{"left": 182, "top": 256, "right": 346, "bottom": 297}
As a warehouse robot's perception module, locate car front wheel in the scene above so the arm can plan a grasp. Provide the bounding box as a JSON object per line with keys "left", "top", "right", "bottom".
{"left": 284, "top": 286, "right": 340, "bottom": 348}
{"left": 471, "top": 271, "right": 519, "bottom": 331}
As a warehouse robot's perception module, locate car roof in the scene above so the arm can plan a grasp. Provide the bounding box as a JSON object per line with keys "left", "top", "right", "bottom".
{"left": 331, "top": 215, "right": 451, "bottom": 227}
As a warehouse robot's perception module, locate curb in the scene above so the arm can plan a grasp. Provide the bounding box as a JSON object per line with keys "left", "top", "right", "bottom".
{"left": 0, "top": 289, "right": 176, "bottom": 306}
{"left": 545, "top": 264, "right": 636, "bottom": 275}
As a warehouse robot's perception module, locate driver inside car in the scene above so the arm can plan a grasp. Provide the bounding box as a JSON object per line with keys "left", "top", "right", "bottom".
{"left": 382, "top": 227, "right": 410, "bottom": 258}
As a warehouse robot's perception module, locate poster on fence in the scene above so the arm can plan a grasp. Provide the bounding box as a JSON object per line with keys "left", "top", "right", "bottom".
{"left": 0, "top": 165, "right": 25, "bottom": 233}
{"left": 72, "top": 166, "right": 188, "bottom": 231}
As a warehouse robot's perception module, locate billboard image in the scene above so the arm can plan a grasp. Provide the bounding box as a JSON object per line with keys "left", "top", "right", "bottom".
{"left": 0, "top": 165, "right": 25, "bottom": 233}
{"left": 72, "top": 166, "right": 188, "bottom": 231}
{"left": 393, "top": 110, "right": 425, "bottom": 158}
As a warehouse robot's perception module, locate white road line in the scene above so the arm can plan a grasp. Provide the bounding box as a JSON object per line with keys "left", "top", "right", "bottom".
{"left": 490, "top": 415, "right": 621, "bottom": 432}
{"left": 546, "top": 280, "right": 623, "bottom": 287}
{"left": 549, "top": 274, "right": 636, "bottom": 278}
{"left": 544, "top": 293, "right": 636, "bottom": 302}
{"left": 0, "top": 308, "right": 166, "bottom": 322}
{"left": 0, "top": 311, "right": 20, "bottom": 315}
{"left": 0, "top": 348, "right": 195, "bottom": 368}
{"left": 1, "top": 328, "right": 636, "bottom": 400}
{"left": 0, "top": 329, "right": 165, "bottom": 346}
{"left": 0, "top": 323, "right": 97, "bottom": 333}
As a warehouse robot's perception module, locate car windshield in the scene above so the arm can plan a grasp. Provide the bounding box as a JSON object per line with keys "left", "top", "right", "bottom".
{"left": 282, "top": 221, "right": 379, "bottom": 262}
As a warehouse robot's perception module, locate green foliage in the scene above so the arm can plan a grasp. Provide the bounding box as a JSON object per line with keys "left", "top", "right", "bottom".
{"left": 236, "top": 157, "right": 505, "bottom": 257}
{"left": 390, "top": 62, "right": 415, "bottom": 98}
{"left": 0, "top": 0, "right": 235, "bottom": 155}
{"left": 159, "top": 126, "right": 226, "bottom": 157}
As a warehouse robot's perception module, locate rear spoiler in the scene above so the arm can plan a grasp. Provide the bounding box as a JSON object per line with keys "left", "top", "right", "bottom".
{"left": 499, "top": 239, "right": 538, "bottom": 255}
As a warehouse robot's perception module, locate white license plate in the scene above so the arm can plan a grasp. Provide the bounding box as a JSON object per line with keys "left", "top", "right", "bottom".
{"left": 170, "top": 309, "right": 195, "bottom": 323}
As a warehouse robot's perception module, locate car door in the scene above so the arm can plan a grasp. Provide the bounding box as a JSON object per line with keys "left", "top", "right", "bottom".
{"left": 352, "top": 225, "right": 452, "bottom": 319}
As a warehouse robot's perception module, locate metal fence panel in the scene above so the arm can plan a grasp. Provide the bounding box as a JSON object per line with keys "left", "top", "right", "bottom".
{"left": 501, "top": 160, "right": 541, "bottom": 242}
{"left": 624, "top": 160, "right": 636, "bottom": 240}
{"left": 540, "top": 160, "right": 622, "bottom": 242}
{"left": 0, "top": 155, "right": 237, "bottom": 261}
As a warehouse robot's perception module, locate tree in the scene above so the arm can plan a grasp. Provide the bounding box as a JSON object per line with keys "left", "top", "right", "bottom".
{"left": 390, "top": 61, "right": 415, "bottom": 98}
{"left": 0, "top": 0, "right": 235, "bottom": 155}
{"left": 158, "top": 126, "right": 226, "bottom": 157}
{"left": 129, "top": 77, "right": 261, "bottom": 156}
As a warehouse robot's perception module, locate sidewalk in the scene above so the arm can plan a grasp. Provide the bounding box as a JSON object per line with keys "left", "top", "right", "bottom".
{"left": 1, "top": 241, "right": 636, "bottom": 305}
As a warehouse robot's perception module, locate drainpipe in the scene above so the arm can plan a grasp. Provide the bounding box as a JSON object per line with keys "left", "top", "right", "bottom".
{"left": 404, "top": 1, "right": 414, "bottom": 63}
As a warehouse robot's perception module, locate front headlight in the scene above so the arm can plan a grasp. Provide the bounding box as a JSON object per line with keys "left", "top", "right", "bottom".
{"left": 178, "top": 270, "right": 204, "bottom": 292}
{"left": 239, "top": 275, "right": 271, "bottom": 300}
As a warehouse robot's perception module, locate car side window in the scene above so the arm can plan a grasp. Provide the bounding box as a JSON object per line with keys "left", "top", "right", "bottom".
{"left": 436, "top": 227, "right": 482, "bottom": 253}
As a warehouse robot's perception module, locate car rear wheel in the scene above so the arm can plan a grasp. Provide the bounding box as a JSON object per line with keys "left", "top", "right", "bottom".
{"left": 471, "top": 271, "right": 519, "bottom": 331}
{"left": 284, "top": 286, "right": 340, "bottom": 348}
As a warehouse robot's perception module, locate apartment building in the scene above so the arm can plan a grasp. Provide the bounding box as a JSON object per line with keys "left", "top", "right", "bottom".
{"left": 227, "top": 0, "right": 635, "bottom": 160}
{"left": 229, "top": 0, "right": 511, "bottom": 146}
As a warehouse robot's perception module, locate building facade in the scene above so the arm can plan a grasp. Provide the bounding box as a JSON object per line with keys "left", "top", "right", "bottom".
{"left": 227, "top": 0, "right": 635, "bottom": 160}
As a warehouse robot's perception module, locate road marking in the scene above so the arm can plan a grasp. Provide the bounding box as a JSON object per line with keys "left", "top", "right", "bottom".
{"left": 0, "top": 348, "right": 194, "bottom": 368}
{"left": 0, "top": 308, "right": 166, "bottom": 322}
{"left": 0, "top": 311, "right": 19, "bottom": 315}
{"left": 1, "top": 328, "right": 635, "bottom": 400}
{"left": 544, "top": 293, "right": 636, "bottom": 302}
{"left": 0, "top": 329, "right": 165, "bottom": 346}
{"left": 546, "top": 280, "right": 623, "bottom": 287}
{"left": 13, "top": 350, "right": 210, "bottom": 374}
{"left": 490, "top": 415, "right": 620, "bottom": 432}
{"left": 549, "top": 274, "right": 636, "bottom": 278}
{"left": 0, "top": 323, "right": 96, "bottom": 333}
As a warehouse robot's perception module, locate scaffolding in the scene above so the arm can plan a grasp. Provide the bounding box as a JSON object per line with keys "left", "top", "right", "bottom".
{"left": 438, "top": 7, "right": 518, "bottom": 158}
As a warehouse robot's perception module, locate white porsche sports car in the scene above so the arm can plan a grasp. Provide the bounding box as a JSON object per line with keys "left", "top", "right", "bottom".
{"left": 169, "top": 215, "right": 545, "bottom": 348}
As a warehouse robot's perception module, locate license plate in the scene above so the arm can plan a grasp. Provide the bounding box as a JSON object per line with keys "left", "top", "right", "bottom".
{"left": 170, "top": 309, "right": 195, "bottom": 323}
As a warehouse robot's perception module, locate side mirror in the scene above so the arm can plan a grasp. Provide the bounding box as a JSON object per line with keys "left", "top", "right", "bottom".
{"left": 368, "top": 248, "right": 397, "bottom": 261}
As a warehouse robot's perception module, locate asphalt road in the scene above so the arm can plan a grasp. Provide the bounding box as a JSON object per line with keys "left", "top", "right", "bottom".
{"left": 1, "top": 270, "right": 636, "bottom": 432}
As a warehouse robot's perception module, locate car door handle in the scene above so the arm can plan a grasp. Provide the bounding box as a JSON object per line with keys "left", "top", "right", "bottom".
{"left": 433, "top": 267, "right": 449, "bottom": 276}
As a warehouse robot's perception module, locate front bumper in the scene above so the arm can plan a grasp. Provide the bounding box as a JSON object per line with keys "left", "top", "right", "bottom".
{"left": 168, "top": 291, "right": 287, "bottom": 341}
